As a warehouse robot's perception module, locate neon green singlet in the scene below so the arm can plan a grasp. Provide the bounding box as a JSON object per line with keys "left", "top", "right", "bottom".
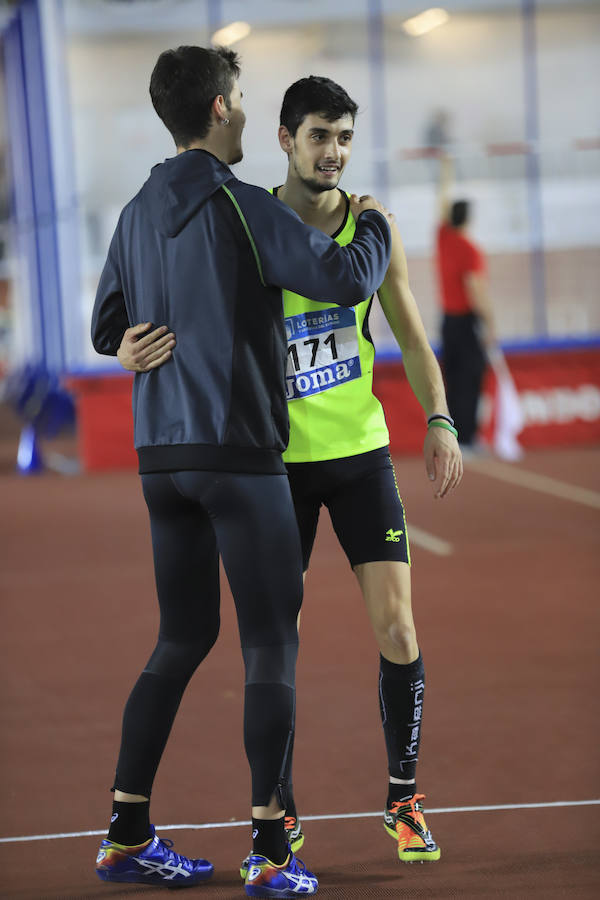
{"left": 272, "top": 189, "right": 389, "bottom": 463}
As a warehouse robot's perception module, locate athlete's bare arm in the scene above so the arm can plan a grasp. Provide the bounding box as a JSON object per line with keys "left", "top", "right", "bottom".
{"left": 377, "top": 222, "right": 462, "bottom": 499}
{"left": 117, "top": 322, "right": 176, "bottom": 373}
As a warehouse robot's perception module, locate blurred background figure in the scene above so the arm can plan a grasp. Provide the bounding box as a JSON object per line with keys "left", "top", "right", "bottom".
{"left": 423, "top": 109, "right": 452, "bottom": 157}
{"left": 435, "top": 154, "right": 496, "bottom": 453}
{"left": 422, "top": 108, "right": 454, "bottom": 181}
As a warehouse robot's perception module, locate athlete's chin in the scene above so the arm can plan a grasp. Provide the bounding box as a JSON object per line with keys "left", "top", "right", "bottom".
{"left": 303, "top": 177, "right": 339, "bottom": 194}
{"left": 229, "top": 148, "right": 244, "bottom": 165}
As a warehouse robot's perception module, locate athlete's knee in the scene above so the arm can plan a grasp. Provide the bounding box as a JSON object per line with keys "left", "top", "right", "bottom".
{"left": 144, "top": 629, "right": 219, "bottom": 681}
{"left": 385, "top": 620, "right": 417, "bottom": 654}
{"left": 371, "top": 606, "right": 417, "bottom": 658}
{"left": 239, "top": 596, "right": 301, "bottom": 659}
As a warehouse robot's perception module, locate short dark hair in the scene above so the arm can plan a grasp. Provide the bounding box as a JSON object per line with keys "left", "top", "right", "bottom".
{"left": 150, "top": 45, "right": 241, "bottom": 147}
{"left": 279, "top": 76, "right": 358, "bottom": 137}
{"left": 450, "top": 200, "right": 470, "bottom": 227}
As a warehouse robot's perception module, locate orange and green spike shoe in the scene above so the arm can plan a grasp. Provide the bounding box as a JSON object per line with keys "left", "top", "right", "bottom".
{"left": 383, "top": 793, "right": 441, "bottom": 862}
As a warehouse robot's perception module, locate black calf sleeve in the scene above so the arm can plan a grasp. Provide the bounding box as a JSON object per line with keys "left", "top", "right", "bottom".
{"left": 379, "top": 652, "right": 425, "bottom": 781}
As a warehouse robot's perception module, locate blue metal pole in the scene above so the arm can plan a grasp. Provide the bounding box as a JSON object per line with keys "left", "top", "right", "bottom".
{"left": 39, "top": 0, "right": 82, "bottom": 373}
{"left": 3, "top": 11, "right": 46, "bottom": 368}
{"left": 22, "top": 0, "right": 66, "bottom": 372}
{"left": 3, "top": 0, "right": 67, "bottom": 372}
{"left": 522, "top": 0, "right": 548, "bottom": 337}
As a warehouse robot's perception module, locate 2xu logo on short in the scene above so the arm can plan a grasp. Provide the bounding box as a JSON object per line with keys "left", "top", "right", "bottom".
{"left": 285, "top": 306, "right": 362, "bottom": 400}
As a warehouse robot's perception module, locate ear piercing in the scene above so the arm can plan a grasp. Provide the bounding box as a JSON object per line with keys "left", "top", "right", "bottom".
{"left": 221, "top": 118, "right": 230, "bottom": 125}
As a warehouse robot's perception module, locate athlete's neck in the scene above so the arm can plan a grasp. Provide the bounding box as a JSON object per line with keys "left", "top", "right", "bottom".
{"left": 277, "top": 179, "right": 346, "bottom": 236}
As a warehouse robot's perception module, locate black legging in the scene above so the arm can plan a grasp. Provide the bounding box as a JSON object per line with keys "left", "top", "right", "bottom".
{"left": 442, "top": 313, "right": 487, "bottom": 446}
{"left": 113, "top": 470, "right": 302, "bottom": 808}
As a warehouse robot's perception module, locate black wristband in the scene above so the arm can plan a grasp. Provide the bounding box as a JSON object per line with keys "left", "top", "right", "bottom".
{"left": 427, "top": 413, "right": 454, "bottom": 427}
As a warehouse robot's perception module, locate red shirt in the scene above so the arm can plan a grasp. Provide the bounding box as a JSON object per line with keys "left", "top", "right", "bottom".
{"left": 436, "top": 223, "right": 485, "bottom": 314}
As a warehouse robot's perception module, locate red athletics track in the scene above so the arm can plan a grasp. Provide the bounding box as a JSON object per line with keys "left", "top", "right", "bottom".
{"left": 0, "top": 432, "right": 599, "bottom": 898}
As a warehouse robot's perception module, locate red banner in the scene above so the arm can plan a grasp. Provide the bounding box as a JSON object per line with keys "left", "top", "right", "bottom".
{"left": 67, "top": 348, "right": 600, "bottom": 471}
{"left": 373, "top": 348, "right": 600, "bottom": 454}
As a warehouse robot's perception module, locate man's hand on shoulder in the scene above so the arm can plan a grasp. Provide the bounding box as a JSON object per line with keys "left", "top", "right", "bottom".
{"left": 350, "top": 194, "right": 395, "bottom": 227}
{"left": 117, "top": 322, "right": 176, "bottom": 373}
{"left": 424, "top": 426, "right": 463, "bottom": 499}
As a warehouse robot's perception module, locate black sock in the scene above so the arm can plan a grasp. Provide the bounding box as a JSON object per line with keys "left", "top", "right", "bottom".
{"left": 252, "top": 817, "right": 288, "bottom": 865}
{"left": 379, "top": 652, "right": 425, "bottom": 803}
{"left": 387, "top": 782, "right": 417, "bottom": 808}
{"left": 108, "top": 800, "right": 151, "bottom": 846}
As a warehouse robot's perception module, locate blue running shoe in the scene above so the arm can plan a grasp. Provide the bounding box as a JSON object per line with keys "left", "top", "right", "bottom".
{"left": 240, "top": 817, "right": 304, "bottom": 879}
{"left": 96, "top": 825, "right": 213, "bottom": 888}
{"left": 244, "top": 850, "right": 317, "bottom": 897}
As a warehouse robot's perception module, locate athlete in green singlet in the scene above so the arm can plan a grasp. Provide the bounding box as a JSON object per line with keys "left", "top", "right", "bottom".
{"left": 117, "top": 77, "right": 462, "bottom": 868}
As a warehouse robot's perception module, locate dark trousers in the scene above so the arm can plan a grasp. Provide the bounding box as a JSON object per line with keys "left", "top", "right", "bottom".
{"left": 113, "top": 470, "right": 303, "bottom": 808}
{"left": 441, "top": 313, "right": 487, "bottom": 446}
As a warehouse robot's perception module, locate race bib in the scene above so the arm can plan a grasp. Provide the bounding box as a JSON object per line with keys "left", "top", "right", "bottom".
{"left": 285, "top": 306, "right": 361, "bottom": 401}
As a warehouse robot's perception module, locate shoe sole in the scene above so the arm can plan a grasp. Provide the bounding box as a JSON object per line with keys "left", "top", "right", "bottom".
{"left": 97, "top": 868, "right": 213, "bottom": 888}
{"left": 240, "top": 833, "right": 304, "bottom": 880}
{"left": 245, "top": 885, "right": 317, "bottom": 898}
{"left": 382, "top": 822, "right": 441, "bottom": 862}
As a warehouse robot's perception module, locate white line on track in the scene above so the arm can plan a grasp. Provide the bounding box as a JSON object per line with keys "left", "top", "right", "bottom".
{"left": 2, "top": 799, "right": 598, "bottom": 844}
{"left": 408, "top": 525, "right": 452, "bottom": 556}
{"left": 465, "top": 459, "right": 600, "bottom": 509}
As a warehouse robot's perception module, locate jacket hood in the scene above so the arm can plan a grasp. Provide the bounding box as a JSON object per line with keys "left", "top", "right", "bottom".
{"left": 139, "top": 149, "right": 234, "bottom": 237}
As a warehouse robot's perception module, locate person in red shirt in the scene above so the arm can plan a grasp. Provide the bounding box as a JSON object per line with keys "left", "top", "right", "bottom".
{"left": 435, "top": 155, "right": 496, "bottom": 448}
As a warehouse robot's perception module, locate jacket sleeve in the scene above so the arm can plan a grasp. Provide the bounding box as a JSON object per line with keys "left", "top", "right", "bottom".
{"left": 91, "top": 230, "right": 130, "bottom": 356}
{"left": 229, "top": 183, "right": 391, "bottom": 306}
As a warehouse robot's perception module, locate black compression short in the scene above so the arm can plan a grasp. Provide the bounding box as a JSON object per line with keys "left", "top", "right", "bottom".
{"left": 285, "top": 446, "right": 411, "bottom": 571}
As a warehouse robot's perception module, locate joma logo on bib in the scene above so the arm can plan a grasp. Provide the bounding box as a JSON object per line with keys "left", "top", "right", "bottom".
{"left": 286, "top": 360, "right": 358, "bottom": 399}
{"left": 285, "top": 306, "right": 362, "bottom": 400}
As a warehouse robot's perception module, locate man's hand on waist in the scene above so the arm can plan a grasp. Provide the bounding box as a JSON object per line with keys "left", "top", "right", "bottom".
{"left": 117, "top": 322, "right": 176, "bottom": 373}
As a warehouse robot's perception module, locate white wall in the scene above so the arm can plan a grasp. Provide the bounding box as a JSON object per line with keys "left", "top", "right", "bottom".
{"left": 61, "top": 3, "right": 600, "bottom": 367}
